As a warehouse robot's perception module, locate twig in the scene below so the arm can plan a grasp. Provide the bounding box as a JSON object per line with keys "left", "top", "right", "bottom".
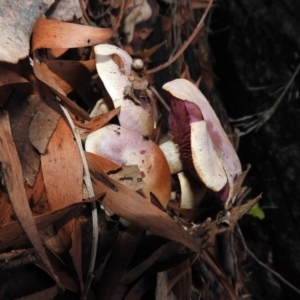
{"left": 146, "top": 0, "right": 214, "bottom": 75}
{"left": 79, "top": 0, "right": 93, "bottom": 26}
{"left": 59, "top": 104, "right": 99, "bottom": 300}
{"left": 231, "top": 61, "right": 300, "bottom": 136}
{"left": 149, "top": 85, "right": 170, "bottom": 112}
{"left": 236, "top": 224, "right": 300, "bottom": 296}
{"left": 113, "top": 0, "right": 125, "bottom": 32}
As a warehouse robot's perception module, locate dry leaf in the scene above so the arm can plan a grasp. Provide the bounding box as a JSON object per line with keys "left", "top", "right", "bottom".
{"left": 41, "top": 117, "right": 83, "bottom": 247}
{"left": 32, "top": 19, "right": 112, "bottom": 51}
{"left": 45, "top": 59, "right": 96, "bottom": 94}
{"left": 33, "top": 56, "right": 91, "bottom": 121}
{"left": 108, "top": 165, "right": 145, "bottom": 191}
{"left": 0, "top": 109, "right": 62, "bottom": 289}
{"left": 5, "top": 92, "right": 42, "bottom": 186}
{"left": 29, "top": 96, "right": 62, "bottom": 155}
{"left": 14, "top": 286, "right": 58, "bottom": 300}
{"left": 0, "top": 0, "right": 54, "bottom": 63}
{"left": 96, "top": 225, "right": 144, "bottom": 299}
{"left": 122, "top": 241, "right": 185, "bottom": 285}
{"left": 86, "top": 152, "right": 201, "bottom": 253}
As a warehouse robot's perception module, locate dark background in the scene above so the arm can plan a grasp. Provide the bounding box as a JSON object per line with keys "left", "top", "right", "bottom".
{"left": 209, "top": 1, "right": 300, "bottom": 299}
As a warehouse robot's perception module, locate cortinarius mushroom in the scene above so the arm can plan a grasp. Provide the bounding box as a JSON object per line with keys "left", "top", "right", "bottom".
{"left": 85, "top": 124, "right": 171, "bottom": 208}
{"left": 163, "top": 79, "right": 242, "bottom": 208}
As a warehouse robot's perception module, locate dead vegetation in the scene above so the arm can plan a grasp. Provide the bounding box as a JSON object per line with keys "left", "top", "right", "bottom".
{"left": 0, "top": 0, "right": 298, "bottom": 299}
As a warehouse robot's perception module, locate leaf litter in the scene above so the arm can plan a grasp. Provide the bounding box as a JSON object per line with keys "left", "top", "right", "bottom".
{"left": 0, "top": 0, "right": 280, "bottom": 299}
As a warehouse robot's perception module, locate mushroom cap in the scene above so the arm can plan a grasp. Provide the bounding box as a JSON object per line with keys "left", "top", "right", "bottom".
{"left": 85, "top": 124, "right": 171, "bottom": 208}
{"left": 163, "top": 79, "right": 241, "bottom": 187}
{"left": 94, "top": 44, "right": 154, "bottom": 137}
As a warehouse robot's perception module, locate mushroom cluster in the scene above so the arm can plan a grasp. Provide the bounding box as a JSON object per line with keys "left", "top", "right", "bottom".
{"left": 85, "top": 44, "right": 171, "bottom": 209}
{"left": 86, "top": 45, "right": 242, "bottom": 212}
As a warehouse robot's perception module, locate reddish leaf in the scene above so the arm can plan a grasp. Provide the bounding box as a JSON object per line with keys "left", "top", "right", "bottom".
{"left": 32, "top": 19, "right": 112, "bottom": 51}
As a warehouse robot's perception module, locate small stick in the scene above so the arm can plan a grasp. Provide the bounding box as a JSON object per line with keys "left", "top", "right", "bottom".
{"left": 236, "top": 224, "right": 300, "bottom": 296}
{"left": 146, "top": 0, "right": 214, "bottom": 75}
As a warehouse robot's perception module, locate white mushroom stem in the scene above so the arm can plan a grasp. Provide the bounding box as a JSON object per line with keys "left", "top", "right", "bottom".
{"left": 85, "top": 124, "right": 171, "bottom": 208}
{"left": 94, "top": 44, "right": 154, "bottom": 137}
{"left": 159, "top": 140, "right": 183, "bottom": 174}
{"left": 177, "top": 171, "right": 206, "bottom": 209}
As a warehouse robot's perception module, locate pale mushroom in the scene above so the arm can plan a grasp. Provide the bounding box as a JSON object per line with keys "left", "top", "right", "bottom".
{"left": 94, "top": 44, "right": 155, "bottom": 137}
{"left": 163, "top": 79, "right": 242, "bottom": 207}
{"left": 85, "top": 124, "right": 171, "bottom": 208}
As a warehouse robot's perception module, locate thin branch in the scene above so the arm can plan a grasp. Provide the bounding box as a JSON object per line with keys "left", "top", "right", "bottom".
{"left": 113, "top": 0, "right": 125, "bottom": 32}
{"left": 59, "top": 104, "right": 99, "bottom": 300}
{"left": 236, "top": 224, "right": 300, "bottom": 296}
{"left": 149, "top": 85, "right": 170, "bottom": 112}
{"left": 79, "top": 0, "right": 93, "bottom": 26}
{"left": 146, "top": 0, "right": 214, "bottom": 75}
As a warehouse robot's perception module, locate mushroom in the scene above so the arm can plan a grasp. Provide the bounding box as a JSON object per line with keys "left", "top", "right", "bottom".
{"left": 94, "top": 44, "right": 155, "bottom": 137}
{"left": 85, "top": 124, "right": 171, "bottom": 208}
{"left": 163, "top": 79, "right": 242, "bottom": 208}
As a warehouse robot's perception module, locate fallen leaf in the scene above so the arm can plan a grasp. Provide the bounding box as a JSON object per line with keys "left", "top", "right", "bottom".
{"left": 28, "top": 95, "right": 62, "bottom": 155}
{"left": 44, "top": 59, "right": 96, "bottom": 94}
{"left": 122, "top": 241, "right": 185, "bottom": 285}
{"left": 32, "top": 19, "right": 113, "bottom": 51}
{"left": 0, "top": 0, "right": 54, "bottom": 63}
{"left": 33, "top": 56, "right": 91, "bottom": 121}
{"left": 0, "top": 197, "right": 97, "bottom": 252}
{"left": 15, "top": 286, "right": 58, "bottom": 300}
{"left": 5, "top": 92, "right": 42, "bottom": 186}
{"left": 86, "top": 152, "right": 201, "bottom": 253}
{"left": 41, "top": 117, "right": 83, "bottom": 248}
{"left": 0, "top": 109, "right": 62, "bottom": 289}
{"left": 96, "top": 224, "right": 144, "bottom": 299}
{"left": 123, "top": 275, "right": 152, "bottom": 300}
{"left": 108, "top": 165, "right": 145, "bottom": 192}
{"left": 167, "top": 259, "right": 192, "bottom": 298}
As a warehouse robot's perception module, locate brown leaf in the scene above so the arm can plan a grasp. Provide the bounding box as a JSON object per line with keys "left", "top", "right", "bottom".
{"left": 121, "top": 241, "right": 185, "bottom": 285}
{"left": 29, "top": 95, "right": 62, "bottom": 155}
{"left": 167, "top": 259, "right": 192, "bottom": 298}
{"left": 14, "top": 286, "right": 58, "bottom": 300}
{"left": 0, "top": 62, "right": 31, "bottom": 88}
{"left": 0, "top": 197, "right": 96, "bottom": 252}
{"left": 41, "top": 116, "right": 83, "bottom": 284}
{"left": 123, "top": 275, "right": 152, "bottom": 300}
{"left": 5, "top": 92, "right": 42, "bottom": 186}
{"left": 108, "top": 165, "right": 145, "bottom": 191}
{"left": 41, "top": 117, "right": 83, "bottom": 247}
{"left": 0, "top": 190, "right": 13, "bottom": 225}
{"left": 32, "top": 19, "right": 113, "bottom": 51}
{"left": 0, "top": 109, "right": 62, "bottom": 288}
{"left": 75, "top": 107, "right": 121, "bottom": 136}
{"left": 96, "top": 224, "right": 144, "bottom": 299}
{"left": 33, "top": 56, "right": 91, "bottom": 121}
{"left": 45, "top": 59, "right": 96, "bottom": 94}
{"left": 0, "top": 0, "right": 54, "bottom": 63}
{"left": 86, "top": 152, "right": 201, "bottom": 253}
